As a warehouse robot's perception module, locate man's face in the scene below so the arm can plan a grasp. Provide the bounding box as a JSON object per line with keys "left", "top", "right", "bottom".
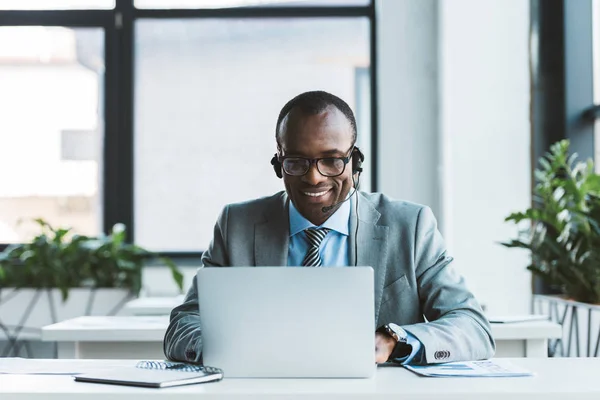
{"left": 278, "top": 106, "right": 355, "bottom": 226}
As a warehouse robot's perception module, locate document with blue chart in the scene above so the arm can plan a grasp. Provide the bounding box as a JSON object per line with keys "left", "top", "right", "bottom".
{"left": 404, "top": 360, "right": 533, "bottom": 377}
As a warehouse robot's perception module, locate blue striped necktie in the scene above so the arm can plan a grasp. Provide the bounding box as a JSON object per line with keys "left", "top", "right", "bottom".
{"left": 302, "top": 228, "right": 330, "bottom": 267}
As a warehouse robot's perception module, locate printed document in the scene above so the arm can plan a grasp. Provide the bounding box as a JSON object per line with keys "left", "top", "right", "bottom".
{"left": 404, "top": 359, "right": 534, "bottom": 377}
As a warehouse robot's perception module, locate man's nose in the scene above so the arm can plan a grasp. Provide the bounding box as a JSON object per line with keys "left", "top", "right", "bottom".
{"left": 301, "top": 163, "right": 326, "bottom": 185}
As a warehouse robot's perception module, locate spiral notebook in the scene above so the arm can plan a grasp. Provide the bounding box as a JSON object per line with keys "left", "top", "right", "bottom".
{"left": 74, "top": 361, "right": 224, "bottom": 388}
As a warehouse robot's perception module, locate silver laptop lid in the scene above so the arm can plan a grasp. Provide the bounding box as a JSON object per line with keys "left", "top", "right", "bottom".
{"left": 197, "top": 267, "right": 375, "bottom": 378}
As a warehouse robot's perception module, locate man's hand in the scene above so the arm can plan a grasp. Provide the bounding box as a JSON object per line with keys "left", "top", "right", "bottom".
{"left": 375, "top": 332, "right": 396, "bottom": 364}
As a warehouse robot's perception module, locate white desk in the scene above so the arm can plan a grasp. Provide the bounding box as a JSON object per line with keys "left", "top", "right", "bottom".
{"left": 490, "top": 321, "right": 562, "bottom": 357}
{"left": 42, "top": 316, "right": 562, "bottom": 360}
{"left": 122, "top": 296, "right": 184, "bottom": 316}
{"left": 1, "top": 358, "right": 600, "bottom": 400}
{"left": 42, "top": 316, "right": 168, "bottom": 359}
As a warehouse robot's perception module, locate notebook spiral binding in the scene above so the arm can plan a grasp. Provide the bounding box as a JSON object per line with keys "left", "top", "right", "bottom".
{"left": 136, "top": 360, "right": 210, "bottom": 373}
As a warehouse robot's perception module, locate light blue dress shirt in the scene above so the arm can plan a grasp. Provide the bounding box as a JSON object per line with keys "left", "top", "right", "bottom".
{"left": 286, "top": 197, "right": 423, "bottom": 365}
{"left": 287, "top": 197, "right": 351, "bottom": 267}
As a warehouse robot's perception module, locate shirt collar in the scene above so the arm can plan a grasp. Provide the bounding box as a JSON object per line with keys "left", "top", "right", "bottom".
{"left": 288, "top": 195, "right": 351, "bottom": 237}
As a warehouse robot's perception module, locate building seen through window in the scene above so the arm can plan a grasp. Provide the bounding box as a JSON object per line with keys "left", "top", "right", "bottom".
{"left": 0, "top": 26, "right": 104, "bottom": 243}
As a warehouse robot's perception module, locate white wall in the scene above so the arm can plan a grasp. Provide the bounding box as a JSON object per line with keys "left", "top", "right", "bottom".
{"left": 377, "top": 0, "right": 531, "bottom": 315}
{"left": 376, "top": 0, "right": 441, "bottom": 219}
{"left": 439, "top": 0, "right": 531, "bottom": 314}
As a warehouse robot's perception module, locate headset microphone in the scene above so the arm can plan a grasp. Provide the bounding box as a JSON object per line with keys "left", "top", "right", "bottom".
{"left": 321, "top": 175, "right": 360, "bottom": 213}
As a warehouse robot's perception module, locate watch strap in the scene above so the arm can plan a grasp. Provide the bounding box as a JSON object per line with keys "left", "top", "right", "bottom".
{"left": 389, "top": 339, "right": 413, "bottom": 360}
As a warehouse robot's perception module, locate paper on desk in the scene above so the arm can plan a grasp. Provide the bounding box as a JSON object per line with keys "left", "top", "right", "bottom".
{"left": 0, "top": 358, "right": 133, "bottom": 375}
{"left": 404, "top": 359, "right": 534, "bottom": 378}
{"left": 488, "top": 314, "right": 549, "bottom": 323}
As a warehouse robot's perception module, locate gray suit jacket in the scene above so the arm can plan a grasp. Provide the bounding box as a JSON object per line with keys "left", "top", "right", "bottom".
{"left": 164, "top": 191, "right": 495, "bottom": 364}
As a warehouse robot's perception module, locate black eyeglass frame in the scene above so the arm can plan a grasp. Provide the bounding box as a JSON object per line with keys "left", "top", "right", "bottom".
{"left": 277, "top": 146, "right": 355, "bottom": 177}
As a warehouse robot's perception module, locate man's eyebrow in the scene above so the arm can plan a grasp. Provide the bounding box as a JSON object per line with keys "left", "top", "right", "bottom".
{"left": 283, "top": 149, "right": 344, "bottom": 157}
{"left": 320, "top": 149, "right": 344, "bottom": 156}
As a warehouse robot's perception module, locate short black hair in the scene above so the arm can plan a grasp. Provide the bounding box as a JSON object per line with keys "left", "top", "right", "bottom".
{"left": 275, "top": 90, "right": 357, "bottom": 149}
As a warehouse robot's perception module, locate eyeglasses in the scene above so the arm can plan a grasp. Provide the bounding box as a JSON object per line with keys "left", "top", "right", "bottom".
{"left": 278, "top": 146, "right": 354, "bottom": 177}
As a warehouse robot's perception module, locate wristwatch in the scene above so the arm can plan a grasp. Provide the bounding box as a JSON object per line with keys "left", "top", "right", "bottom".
{"left": 377, "top": 323, "right": 413, "bottom": 361}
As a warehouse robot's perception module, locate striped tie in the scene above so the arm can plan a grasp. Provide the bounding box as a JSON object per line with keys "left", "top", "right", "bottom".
{"left": 302, "top": 228, "right": 330, "bottom": 267}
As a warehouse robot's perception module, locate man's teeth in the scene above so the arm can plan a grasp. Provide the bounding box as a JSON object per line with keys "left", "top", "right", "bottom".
{"left": 303, "top": 190, "right": 328, "bottom": 197}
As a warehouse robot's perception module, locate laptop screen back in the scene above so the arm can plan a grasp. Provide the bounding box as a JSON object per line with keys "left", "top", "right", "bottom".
{"left": 197, "top": 267, "right": 375, "bottom": 378}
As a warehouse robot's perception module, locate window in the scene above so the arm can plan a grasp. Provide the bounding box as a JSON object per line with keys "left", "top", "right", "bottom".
{"left": 0, "top": 1, "right": 375, "bottom": 254}
{"left": 0, "top": 26, "right": 104, "bottom": 243}
{"left": 134, "top": 18, "right": 370, "bottom": 251}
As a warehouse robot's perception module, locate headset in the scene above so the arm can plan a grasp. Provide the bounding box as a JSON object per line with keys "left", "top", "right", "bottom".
{"left": 271, "top": 146, "right": 364, "bottom": 267}
{"left": 270, "top": 146, "right": 364, "bottom": 179}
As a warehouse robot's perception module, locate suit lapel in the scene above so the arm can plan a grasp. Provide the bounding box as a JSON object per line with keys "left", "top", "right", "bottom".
{"left": 349, "top": 192, "right": 389, "bottom": 324}
{"left": 254, "top": 192, "right": 290, "bottom": 266}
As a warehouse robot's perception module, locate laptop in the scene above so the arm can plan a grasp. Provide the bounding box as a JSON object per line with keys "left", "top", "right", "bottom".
{"left": 197, "top": 267, "right": 375, "bottom": 378}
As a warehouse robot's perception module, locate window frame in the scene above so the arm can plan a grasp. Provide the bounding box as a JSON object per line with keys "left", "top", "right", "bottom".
{"left": 0, "top": 0, "right": 377, "bottom": 258}
{"left": 530, "top": 0, "right": 596, "bottom": 295}
{"left": 531, "top": 0, "right": 596, "bottom": 166}
{"left": 563, "top": 0, "right": 595, "bottom": 158}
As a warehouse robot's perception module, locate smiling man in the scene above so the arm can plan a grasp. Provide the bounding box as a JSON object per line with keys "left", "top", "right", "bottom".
{"left": 164, "top": 91, "right": 495, "bottom": 366}
{"left": 276, "top": 96, "right": 356, "bottom": 227}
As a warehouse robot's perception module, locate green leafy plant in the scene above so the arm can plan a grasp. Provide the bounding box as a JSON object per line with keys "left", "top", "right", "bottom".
{"left": 502, "top": 140, "right": 600, "bottom": 304}
{"left": 0, "top": 219, "right": 184, "bottom": 301}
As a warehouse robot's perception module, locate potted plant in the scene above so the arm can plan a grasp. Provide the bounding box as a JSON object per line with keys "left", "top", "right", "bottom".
{"left": 502, "top": 140, "right": 600, "bottom": 356}
{"left": 0, "top": 219, "right": 184, "bottom": 357}
{"left": 502, "top": 140, "right": 600, "bottom": 304}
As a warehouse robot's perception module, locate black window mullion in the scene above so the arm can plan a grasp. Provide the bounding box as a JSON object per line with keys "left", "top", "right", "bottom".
{"left": 0, "top": 10, "right": 112, "bottom": 26}
{"left": 104, "top": 0, "right": 135, "bottom": 240}
{"left": 369, "top": 7, "right": 378, "bottom": 191}
{"left": 132, "top": 6, "right": 372, "bottom": 19}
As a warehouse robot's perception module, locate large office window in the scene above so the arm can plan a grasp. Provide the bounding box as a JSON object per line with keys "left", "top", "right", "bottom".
{"left": 0, "top": 1, "right": 375, "bottom": 255}
{"left": 0, "top": 26, "right": 104, "bottom": 243}
{"left": 134, "top": 18, "right": 370, "bottom": 251}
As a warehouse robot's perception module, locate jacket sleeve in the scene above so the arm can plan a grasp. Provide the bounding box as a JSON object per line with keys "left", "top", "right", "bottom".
{"left": 163, "top": 206, "right": 230, "bottom": 363}
{"left": 401, "top": 206, "right": 496, "bottom": 364}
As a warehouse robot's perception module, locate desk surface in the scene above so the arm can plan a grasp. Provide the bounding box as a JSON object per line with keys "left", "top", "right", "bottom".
{"left": 122, "top": 296, "right": 184, "bottom": 315}
{"left": 1, "top": 358, "right": 599, "bottom": 400}
{"left": 42, "top": 316, "right": 562, "bottom": 342}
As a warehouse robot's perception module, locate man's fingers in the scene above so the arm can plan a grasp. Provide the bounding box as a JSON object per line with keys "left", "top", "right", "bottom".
{"left": 375, "top": 343, "right": 387, "bottom": 364}
{"left": 375, "top": 332, "right": 396, "bottom": 364}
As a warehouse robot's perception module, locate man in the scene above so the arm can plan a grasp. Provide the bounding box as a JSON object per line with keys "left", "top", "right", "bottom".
{"left": 164, "top": 91, "right": 495, "bottom": 365}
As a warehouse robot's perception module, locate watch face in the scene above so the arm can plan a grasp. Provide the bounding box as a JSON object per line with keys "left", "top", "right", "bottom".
{"left": 388, "top": 323, "right": 407, "bottom": 342}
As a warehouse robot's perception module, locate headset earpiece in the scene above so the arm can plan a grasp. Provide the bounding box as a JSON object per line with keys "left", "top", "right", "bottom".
{"left": 271, "top": 154, "right": 283, "bottom": 179}
{"left": 352, "top": 147, "right": 365, "bottom": 175}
